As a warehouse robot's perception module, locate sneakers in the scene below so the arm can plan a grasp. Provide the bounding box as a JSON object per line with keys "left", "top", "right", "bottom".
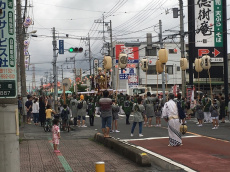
{"left": 54, "top": 150, "right": 60, "bottom": 153}
{"left": 139, "top": 134, "right": 144, "bottom": 137}
{"left": 196, "top": 122, "right": 199, "bottom": 125}
{"left": 115, "top": 130, "right": 120, "bottom": 133}
{"left": 110, "top": 130, "right": 114, "bottom": 133}
{"left": 212, "top": 127, "right": 217, "bottom": 129}
{"left": 198, "top": 124, "right": 203, "bottom": 127}
{"left": 131, "top": 133, "right": 134, "bottom": 137}
{"left": 81, "top": 125, "right": 87, "bottom": 128}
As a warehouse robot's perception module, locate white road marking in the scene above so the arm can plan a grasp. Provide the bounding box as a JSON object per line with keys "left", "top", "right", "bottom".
{"left": 120, "top": 135, "right": 201, "bottom": 142}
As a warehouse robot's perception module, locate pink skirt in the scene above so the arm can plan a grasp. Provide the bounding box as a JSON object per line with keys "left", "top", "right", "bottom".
{"left": 53, "top": 138, "right": 59, "bottom": 145}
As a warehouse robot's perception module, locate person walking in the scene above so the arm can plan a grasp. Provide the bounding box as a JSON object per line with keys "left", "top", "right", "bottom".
{"left": 123, "top": 96, "right": 133, "bottom": 125}
{"left": 219, "top": 96, "right": 226, "bottom": 123}
{"left": 202, "top": 94, "right": 212, "bottom": 123}
{"left": 32, "top": 98, "right": 39, "bottom": 125}
{"left": 111, "top": 100, "right": 120, "bottom": 133}
{"left": 69, "top": 95, "right": 78, "bottom": 126}
{"left": 39, "top": 96, "right": 46, "bottom": 127}
{"left": 99, "top": 90, "right": 113, "bottom": 138}
{"left": 25, "top": 95, "right": 33, "bottom": 124}
{"left": 143, "top": 92, "right": 157, "bottom": 127}
{"left": 209, "top": 99, "right": 219, "bottom": 129}
{"left": 87, "top": 98, "right": 95, "bottom": 126}
{"left": 77, "top": 95, "right": 87, "bottom": 127}
{"left": 162, "top": 93, "right": 182, "bottom": 146}
{"left": 195, "top": 100, "right": 204, "bottom": 127}
{"left": 131, "top": 97, "right": 145, "bottom": 137}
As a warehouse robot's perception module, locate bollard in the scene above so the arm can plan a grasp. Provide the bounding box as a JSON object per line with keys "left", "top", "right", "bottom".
{"left": 95, "top": 161, "right": 105, "bottom": 172}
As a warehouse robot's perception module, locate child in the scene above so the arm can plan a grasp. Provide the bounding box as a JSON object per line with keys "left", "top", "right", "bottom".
{"left": 52, "top": 119, "right": 60, "bottom": 153}
{"left": 87, "top": 98, "right": 95, "bottom": 126}
{"left": 154, "top": 99, "right": 162, "bottom": 127}
{"left": 209, "top": 99, "right": 219, "bottom": 129}
{"left": 45, "top": 104, "right": 55, "bottom": 127}
{"left": 111, "top": 100, "right": 120, "bottom": 133}
{"left": 61, "top": 105, "right": 70, "bottom": 130}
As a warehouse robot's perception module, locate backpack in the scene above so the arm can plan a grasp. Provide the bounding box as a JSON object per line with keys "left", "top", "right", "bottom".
{"left": 124, "top": 100, "right": 130, "bottom": 108}
{"left": 177, "top": 101, "right": 186, "bottom": 119}
{"left": 77, "top": 101, "right": 83, "bottom": 109}
{"left": 61, "top": 109, "right": 69, "bottom": 120}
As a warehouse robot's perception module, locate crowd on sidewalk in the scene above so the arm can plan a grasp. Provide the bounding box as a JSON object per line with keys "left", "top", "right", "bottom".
{"left": 18, "top": 90, "right": 230, "bottom": 149}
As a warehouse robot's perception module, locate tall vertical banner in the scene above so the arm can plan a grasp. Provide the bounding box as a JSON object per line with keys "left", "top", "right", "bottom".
{"left": 0, "top": 0, "right": 17, "bottom": 98}
{"left": 192, "top": 0, "right": 224, "bottom": 61}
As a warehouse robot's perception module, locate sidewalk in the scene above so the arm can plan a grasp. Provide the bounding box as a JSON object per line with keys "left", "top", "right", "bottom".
{"left": 19, "top": 124, "right": 168, "bottom": 172}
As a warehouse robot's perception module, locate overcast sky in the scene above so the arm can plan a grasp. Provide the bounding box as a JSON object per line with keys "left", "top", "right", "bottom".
{"left": 24, "top": 0, "right": 230, "bottom": 89}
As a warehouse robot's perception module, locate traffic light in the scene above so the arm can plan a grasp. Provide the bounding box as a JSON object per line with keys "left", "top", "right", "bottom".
{"left": 68, "top": 47, "right": 83, "bottom": 53}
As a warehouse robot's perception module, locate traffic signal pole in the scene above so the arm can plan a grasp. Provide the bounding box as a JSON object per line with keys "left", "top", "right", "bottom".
{"left": 52, "top": 27, "right": 58, "bottom": 111}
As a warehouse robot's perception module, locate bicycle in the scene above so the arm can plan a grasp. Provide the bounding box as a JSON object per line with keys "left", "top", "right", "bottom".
{"left": 44, "top": 118, "right": 52, "bottom": 132}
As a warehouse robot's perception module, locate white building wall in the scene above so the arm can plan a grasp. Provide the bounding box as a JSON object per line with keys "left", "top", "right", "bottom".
{"left": 113, "top": 42, "right": 183, "bottom": 91}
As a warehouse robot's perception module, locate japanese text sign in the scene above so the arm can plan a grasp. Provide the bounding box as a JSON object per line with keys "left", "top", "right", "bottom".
{"left": 195, "top": 0, "right": 223, "bottom": 47}
{"left": 115, "top": 44, "right": 139, "bottom": 63}
{"left": 0, "top": 0, "right": 17, "bottom": 98}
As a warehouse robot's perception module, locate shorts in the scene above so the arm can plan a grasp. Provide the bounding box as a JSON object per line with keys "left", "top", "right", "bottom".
{"left": 212, "top": 116, "right": 218, "bottom": 120}
{"left": 101, "top": 116, "right": 112, "bottom": 129}
{"left": 27, "top": 111, "right": 32, "bottom": 118}
{"left": 53, "top": 138, "right": 59, "bottom": 145}
{"left": 77, "top": 116, "right": 86, "bottom": 120}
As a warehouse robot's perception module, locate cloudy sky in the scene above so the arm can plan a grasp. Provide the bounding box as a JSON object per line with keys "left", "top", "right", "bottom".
{"left": 24, "top": 0, "right": 230, "bottom": 89}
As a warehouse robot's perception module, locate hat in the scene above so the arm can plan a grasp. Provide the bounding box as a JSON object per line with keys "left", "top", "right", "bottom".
{"left": 80, "top": 95, "right": 84, "bottom": 100}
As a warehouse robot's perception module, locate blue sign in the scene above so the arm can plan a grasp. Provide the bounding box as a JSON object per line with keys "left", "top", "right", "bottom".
{"left": 59, "top": 40, "right": 64, "bottom": 54}
{"left": 116, "top": 60, "right": 139, "bottom": 64}
{"left": 119, "top": 74, "right": 129, "bottom": 80}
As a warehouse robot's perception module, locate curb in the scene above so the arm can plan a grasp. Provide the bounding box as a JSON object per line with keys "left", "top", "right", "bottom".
{"left": 94, "top": 133, "right": 151, "bottom": 167}
{"left": 94, "top": 133, "right": 193, "bottom": 171}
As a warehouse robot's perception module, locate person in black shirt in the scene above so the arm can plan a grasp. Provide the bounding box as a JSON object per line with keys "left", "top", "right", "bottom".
{"left": 25, "top": 95, "right": 33, "bottom": 124}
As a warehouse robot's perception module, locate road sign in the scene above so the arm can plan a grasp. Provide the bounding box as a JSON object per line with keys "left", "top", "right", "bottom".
{"left": 0, "top": 1, "right": 17, "bottom": 98}
{"left": 119, "top": 68, "right": 136, "bottom": 80}
{"left": 59, "top": 40, "right": 64, "bottom": 54}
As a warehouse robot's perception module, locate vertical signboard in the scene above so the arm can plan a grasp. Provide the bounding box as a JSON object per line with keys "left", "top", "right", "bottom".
{"left": 59, "top": 40, "right": 64, "bottom": 54}
{"left": 194, "top": 0, "right": 224, "bottom": 61}
{"left": 93, "top": 58, "right": 99, "bottom": 76}
{"left": 0, "top": 0, "right": 17, "bottom": 98}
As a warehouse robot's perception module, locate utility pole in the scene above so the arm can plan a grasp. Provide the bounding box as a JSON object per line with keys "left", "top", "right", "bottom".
{"left": 52, "top": 27, "right": 58, "bottom": 112}
{"left": 159, "top": 20, "right": 166, "bottom": 102}
{"left": 88, "top": 33, "right": 92, "bottom": 76}
{"left": 0, "top": 0, "right": 20, "bottom": 171}
{"left": 179, "top": 0, "right": 186, "bottom": 98}
{"left": 110, "top": 20, "right": 115, "bottom": 90}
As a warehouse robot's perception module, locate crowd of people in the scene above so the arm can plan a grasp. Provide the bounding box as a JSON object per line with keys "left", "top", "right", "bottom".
{"left": 18, "top": 90, "right": 230, "bottom": 149}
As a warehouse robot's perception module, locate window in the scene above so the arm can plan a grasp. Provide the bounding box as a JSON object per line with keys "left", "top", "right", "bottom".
{"left": 145, "top": 47, "right": 157, "bottom": 56}
{"left": 169, "top": 49, "right": 177, "bottom": 54}
{"left": 147, "top": 65, "right": 157, "bottom": 75}
{"left": 166, "top": 65, "right": 173, "bottom": 74}
{"left": 177, "top": 66, "right": 180, "bottom": 71}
